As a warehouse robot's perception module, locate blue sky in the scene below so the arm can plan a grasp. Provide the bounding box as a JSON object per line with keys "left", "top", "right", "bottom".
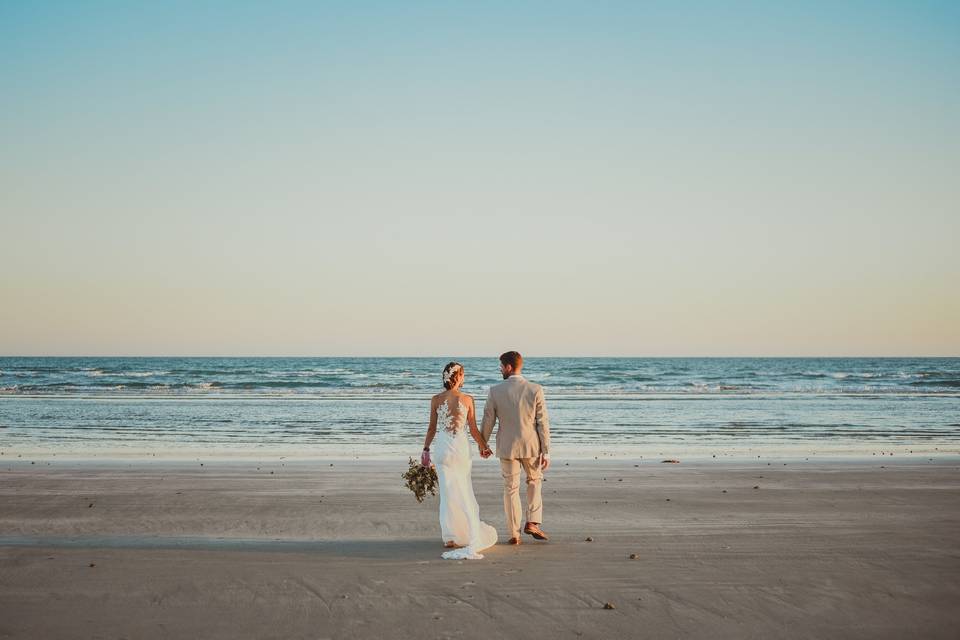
{"left": 2, "top": 1, "right": 958, "bottom": 355}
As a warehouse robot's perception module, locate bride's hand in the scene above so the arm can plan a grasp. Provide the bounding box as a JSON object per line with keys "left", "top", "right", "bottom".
{"left": 421, "top": 450, "right": 431, "bottom": 467}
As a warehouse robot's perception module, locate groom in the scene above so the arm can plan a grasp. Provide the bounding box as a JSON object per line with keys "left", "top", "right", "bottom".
{"left": 480, "top": 351, "right": 551, "bottom": 545}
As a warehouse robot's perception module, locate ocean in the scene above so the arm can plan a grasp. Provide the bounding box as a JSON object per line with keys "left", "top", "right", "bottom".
{"left": 1, "top": 357, "right": 958, "bottom": 459}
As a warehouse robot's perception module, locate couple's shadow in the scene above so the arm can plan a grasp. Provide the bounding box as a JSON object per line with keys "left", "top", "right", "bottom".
{"left": 250, "top": 537, "right": 520, "bottom": 559}
{"left": 252, "top": 537, "right": 457, "bottom": 559}
{"left": 162, "top": 536, "right": 476, "bottom": 560}
{"left": 234, "top": 536, "right": 518, "bottom": 560}
{"left": 0, "top": 535, "right": 471, "bottom": 560}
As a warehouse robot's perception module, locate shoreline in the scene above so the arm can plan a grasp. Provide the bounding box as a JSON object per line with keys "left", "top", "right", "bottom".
{"left": 2, "top": 446, "right": 957, "bottom": 465}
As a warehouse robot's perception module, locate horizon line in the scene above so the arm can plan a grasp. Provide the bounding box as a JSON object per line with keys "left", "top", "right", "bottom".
{"left": 2, "top": 354, "right": 958, "bottom": 359}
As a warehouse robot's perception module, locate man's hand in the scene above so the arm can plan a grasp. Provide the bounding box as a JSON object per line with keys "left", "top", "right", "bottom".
{"left": 480, "top": 447, "right": 493, "bottom": 459}
{"left": 421, "top": 450, "right": 431, "bottom": 467}
{"left": 539, "top": 453, "right": 551, "bottom": 472}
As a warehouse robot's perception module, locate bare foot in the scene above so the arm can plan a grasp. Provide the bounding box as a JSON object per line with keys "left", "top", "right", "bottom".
{"left": 443, "top": 541, "right": 464, "bottom": 549}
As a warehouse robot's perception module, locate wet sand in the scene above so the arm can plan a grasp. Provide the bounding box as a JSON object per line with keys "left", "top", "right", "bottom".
{"left": 1, "top": 458, "right": 959, "bottom": 639}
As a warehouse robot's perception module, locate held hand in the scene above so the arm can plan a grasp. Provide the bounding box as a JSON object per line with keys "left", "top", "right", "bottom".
{"left": 539, "top": 453, "right": 551, "bottom": 472}
{"left": 421, "top": 450, "right": 431, "bottom": 467}
{"left": 480, "top": 447, "right": 492, "bottom": 459}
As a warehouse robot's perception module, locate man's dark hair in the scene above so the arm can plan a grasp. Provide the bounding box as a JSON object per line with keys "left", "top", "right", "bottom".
{"left": 499, "top": 351, "right": 523, "bottom": 369}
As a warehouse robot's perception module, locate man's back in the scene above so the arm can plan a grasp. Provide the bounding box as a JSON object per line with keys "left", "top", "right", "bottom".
{"left": 481, "top": 375, "right": 550, "bottom": 459}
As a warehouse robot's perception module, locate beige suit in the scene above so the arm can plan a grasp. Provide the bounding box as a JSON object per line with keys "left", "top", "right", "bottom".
{"left": 480, "top": 375, "right": 551, "bottom": 537}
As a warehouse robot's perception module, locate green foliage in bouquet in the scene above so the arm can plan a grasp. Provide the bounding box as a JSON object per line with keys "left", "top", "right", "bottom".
{"left": 403, "top": 457, "right": 438, "bottom": 503}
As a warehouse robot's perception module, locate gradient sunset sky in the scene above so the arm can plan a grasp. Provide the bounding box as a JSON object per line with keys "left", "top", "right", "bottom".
{"left": 2, "top": 1, "right": 957, "bottom": 356}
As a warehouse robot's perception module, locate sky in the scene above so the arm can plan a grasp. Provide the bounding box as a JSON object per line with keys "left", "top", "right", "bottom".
{"left": 1, "top": 1, "right": 958, "bottom": 357}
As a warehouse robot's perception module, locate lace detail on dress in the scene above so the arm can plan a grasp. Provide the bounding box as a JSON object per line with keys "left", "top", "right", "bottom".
{"left": 437, "top": 399, "right": 467, "bottom": 435}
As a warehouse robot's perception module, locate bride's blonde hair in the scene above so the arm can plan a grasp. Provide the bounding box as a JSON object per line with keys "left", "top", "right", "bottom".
{"left": 442, "top": 362, "right": 463, "bottom": 390}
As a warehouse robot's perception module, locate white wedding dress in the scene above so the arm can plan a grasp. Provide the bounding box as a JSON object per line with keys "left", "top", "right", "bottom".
{"left": 433, "top": 397, "right": 498, "bottom": 560}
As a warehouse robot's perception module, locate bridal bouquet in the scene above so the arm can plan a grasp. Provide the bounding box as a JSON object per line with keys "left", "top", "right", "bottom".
{"left": 403, "top": 457, "right": 438, "bottom": 503}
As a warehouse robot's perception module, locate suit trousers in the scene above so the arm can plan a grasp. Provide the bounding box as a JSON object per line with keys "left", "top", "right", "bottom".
{"left": 499, "top": 457, "right": 543, "bottom": 537}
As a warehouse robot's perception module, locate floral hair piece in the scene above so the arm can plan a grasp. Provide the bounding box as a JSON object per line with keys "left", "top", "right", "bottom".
{"left": 442, "top": 363, "right": 463, "bottom": 384}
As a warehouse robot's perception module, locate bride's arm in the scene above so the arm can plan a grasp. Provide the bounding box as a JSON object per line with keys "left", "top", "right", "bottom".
{"left": 422, "top": 397, "right": 439, "bottom": 465}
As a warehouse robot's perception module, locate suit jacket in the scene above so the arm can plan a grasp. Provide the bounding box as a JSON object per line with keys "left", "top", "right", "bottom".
{"left": 480, "top": 374, "right": 550, "bottom": 459}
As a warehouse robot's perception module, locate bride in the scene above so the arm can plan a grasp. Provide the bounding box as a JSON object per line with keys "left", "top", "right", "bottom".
{"left": 421, "top": 362, "right": 498, "bottom": 559}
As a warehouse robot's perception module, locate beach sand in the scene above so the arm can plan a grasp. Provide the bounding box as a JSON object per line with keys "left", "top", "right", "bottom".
{"left": 1, "top": 457, "right": 958, "bottom": 639}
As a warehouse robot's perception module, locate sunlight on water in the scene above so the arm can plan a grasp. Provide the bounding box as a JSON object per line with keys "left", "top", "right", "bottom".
{"left": 1, "top": 357, "right": 958, "bottom": 457}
